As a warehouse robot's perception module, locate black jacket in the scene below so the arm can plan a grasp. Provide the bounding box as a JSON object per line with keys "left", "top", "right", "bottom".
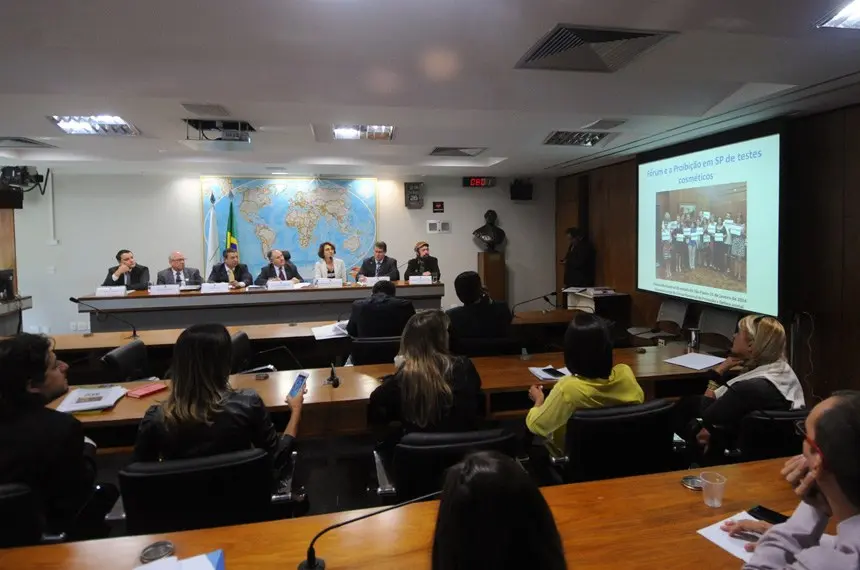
{"left": 346, "top": 292, "right": 415, "bottom": 338}
{"left": 102, "top": 265, "right": 150, "bottom": 290}
{"left": 133, "top": 389, "right": 293, "bottom": 483}
{"left": 207, "top": 262, "right": 253, "bottom": 286}
{"left": 404, "top": 256, "right": 441, "bottom": 280}
{"left": 447, "top": 298, "right": 513, "bottom": 340}
{"left": 357, "top": 256, "right": 400, "bottom": 281}
{"left": 367, "top": 356, "right": 482, "bottom": 434}
{"left": 254, "top": 263, "right": 303, "bottom": 286}
{"left": 563, "top": 241, "right": 595, "bottom": 287}
{"left": 701, "top": 375, "right": 792, "bottom": 433}
{"left": 0, "top": 396, "right": 97, "bottom": 533}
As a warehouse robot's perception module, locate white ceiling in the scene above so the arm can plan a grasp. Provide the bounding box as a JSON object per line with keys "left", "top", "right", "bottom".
{"left": 1, "top": 0, "right": 859, "bottom": 177}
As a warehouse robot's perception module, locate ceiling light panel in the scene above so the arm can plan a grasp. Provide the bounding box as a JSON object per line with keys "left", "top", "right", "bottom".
{"left": 818, "top": 1, "right": 860, "bottom": 29}
{"left": 332, "top": 124, "right": 395, "bottom": 141}
{"left": 48, "top": 115, "right": 140, "bottom": 136}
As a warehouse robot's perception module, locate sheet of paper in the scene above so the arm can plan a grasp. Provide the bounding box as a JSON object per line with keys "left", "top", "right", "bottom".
{"left": 311, "top": 323, "right": 349, "bottom": 340}
{"left": 697, "top": 512, "right": 758, "bottom": 562}
{"left": 293, "top": 282, "right": 310, "bottom": 289}
{"left": 528, "top": 365, "right": 571, "bottom": 381}
{"left": 664, "top": 353, "right": 726, "bottom": 371}
{"left": 57, "top": 386, "right": 128, "bottom": 413}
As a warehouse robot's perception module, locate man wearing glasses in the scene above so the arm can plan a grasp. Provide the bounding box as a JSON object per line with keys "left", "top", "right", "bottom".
{"left": 741, "top": 392, "right": 860, "bottom": 569}
{"left": 156, "top": 251, "right": 203, "bottom": 286}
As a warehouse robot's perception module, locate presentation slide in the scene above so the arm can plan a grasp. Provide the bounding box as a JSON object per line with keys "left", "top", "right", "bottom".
{"left": 637, "top": 134, "right": 780, "bottom": 315}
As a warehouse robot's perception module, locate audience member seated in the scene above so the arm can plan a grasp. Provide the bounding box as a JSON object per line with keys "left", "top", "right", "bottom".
{"left": 346, "top": 280, "right": 415, "bottom": 338}
{"left": 254, "top": 249, "right": 303, "bottom": 285}
{"left": 744, "top": 392, "right": 860, "bottom": 569}
{"left": 432, "top": 451, "right": 567, "bottom": 570}
{"left": 525, "top": 312, "right": 643, "bottom": 452}
{"left": 674, "top": 315, "right": 804, "bottom": 464}
{"left": 0, "top": 334, "right": 118, "bottom": 539}
{"left": 367, "top": 310, "right": 482, "bottom": 436}
{"left": 208, "top": 249, "right": 253, "bottom": 288}
{"left": 133, "top": 324, "right": 303, "bottom": 486}
{"left": 446, "top": 271, "right": 512, "bottom": 341}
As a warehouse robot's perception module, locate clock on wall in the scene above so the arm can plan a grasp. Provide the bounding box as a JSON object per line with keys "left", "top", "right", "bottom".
{"left": 462, "top": 177, "right": 497, "bottom": 187}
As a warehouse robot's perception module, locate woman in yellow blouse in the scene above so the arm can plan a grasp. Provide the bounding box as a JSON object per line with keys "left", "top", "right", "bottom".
{"left": 526, "top": 313, "right": 644, "bottom": 451}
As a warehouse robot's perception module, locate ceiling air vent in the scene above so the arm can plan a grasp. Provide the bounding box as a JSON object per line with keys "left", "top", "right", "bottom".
{"left": 181, "top": 103, "right": 231, "bottom": 117}
{"left": 516, "top": 25, "right": 673, "bottom": 73}
{"left": 544, "top": 131, "right": 610, "bottom": 147}
{"left": 429, "top": 147, "right": 487, "bottom": 157}
{"left": 0, "top": 137, "right": 56, "bottom": 149}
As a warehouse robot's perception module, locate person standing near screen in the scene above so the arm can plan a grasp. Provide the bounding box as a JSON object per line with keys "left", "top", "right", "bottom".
{"left": 561, "top": 228, "right": 595, "bottom": 287}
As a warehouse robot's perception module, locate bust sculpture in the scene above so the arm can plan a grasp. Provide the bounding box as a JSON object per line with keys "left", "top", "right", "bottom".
{"left": 473, "top": 209, "right": 506, "bottom": 252}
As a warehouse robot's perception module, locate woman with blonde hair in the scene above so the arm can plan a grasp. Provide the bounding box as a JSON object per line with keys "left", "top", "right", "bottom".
{"left": 368, "top": 310, "right": 482, "bottom": 434}
{"left": 133, "top": 324, "right": 303, "bottom": 485}
{"left": 677, "top": 315, "right": 805, "bottom": 463}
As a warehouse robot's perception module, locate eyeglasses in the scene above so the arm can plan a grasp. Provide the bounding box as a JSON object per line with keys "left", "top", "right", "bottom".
{"left": 795, "top": 419, "right": 826, "bottom": 466}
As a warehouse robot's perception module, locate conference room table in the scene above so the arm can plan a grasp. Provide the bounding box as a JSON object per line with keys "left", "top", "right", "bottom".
{"left": 0, "top": 458, "right": 802, "bottom": 569}
{"left": 50, "top": 345, "right": 708, "bottom": 438}
{"left": 75, "top": 281, "right": 446, "bottom": 332}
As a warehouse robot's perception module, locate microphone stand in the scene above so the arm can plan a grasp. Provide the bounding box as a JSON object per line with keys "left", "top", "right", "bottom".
{"left": 324, "top": 363, "right": 340, "bottom": 388}
{"left": 69, "top": 297, "right": 139, "bottom": 339}
{"left": 511, "top": 292, "right": 558, "bottom": 315}
{"left": 298, "top": 490, "right": 441, "bottom": 569}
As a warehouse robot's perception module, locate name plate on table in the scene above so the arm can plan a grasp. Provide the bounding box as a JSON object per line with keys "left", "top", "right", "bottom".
{"left": 200, "top": 283, "right": 230, "bottom": 294}
{"left": 149, "top": 284, "right": 180, "bottom": 296}
{"left": 315, "top": 278, "right": 343, "bottom": 288}
{"left": 95, "top": 286, "right": 127, "bottom": 297}
{"left": 363, "top": 276, "right": 391, "bottom": 286}
{"left": 266, "top": 280, "right": 294, "bottom": 291}
{"left": 408, "top": 275, "right": 433, "bottom": 285}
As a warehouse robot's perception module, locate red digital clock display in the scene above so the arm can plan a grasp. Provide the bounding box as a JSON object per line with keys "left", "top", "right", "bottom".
{"left": 462, "top": 177, "right": 497, "bottom": 187}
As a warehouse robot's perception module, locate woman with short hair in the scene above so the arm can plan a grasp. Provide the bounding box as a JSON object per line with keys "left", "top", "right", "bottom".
{"left": 313, "top": 241, "right": 348, "bottom": 282}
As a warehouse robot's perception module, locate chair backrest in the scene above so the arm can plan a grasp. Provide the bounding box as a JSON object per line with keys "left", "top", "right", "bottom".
{"left": 392, "top": 429, "right": 517, "bottom": 500}
{"left": 565, "top": 399, "right": 676, "bottom": 482}
{"left": 100, "top": 339, "right": 149, "bottom": 381}
{"left": 450, "top": 337, "right": 520, "bottom": 357}
{"left": 737, "top": 409, "right": 808, "bottom": 462}
{"left": 0, "top": 484, "right": 45, "bottom": 548}
{"left": 697, "top": 308, "right": 739, "bottom": 350}
{"left": 119, "top": 449, "right": 272, "bottom": 535}
{"left": 230, "top": 331, "right": 252, "bottom": 373}
{"left": 655, "top": 299, "right": 688, "bottom": 334}
{"left": 350, "top": 336, "right": 401, "bottom": 365}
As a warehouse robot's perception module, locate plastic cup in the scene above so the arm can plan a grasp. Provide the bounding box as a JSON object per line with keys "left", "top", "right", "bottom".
{"left": 700, "top": 471, "right": 727, "bottom": 507}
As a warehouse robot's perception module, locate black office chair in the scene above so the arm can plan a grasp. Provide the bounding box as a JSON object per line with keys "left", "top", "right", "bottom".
{"left": 100, "top": 339, "right": 150, "bottom": 381}
{"left": 0, "top": 484, "right": 65, "bottom": 548}
{"left": 697, "top": 307, "right": 740, "bottom": 354}
{"left": 627, "top": 299, "right": 688, "bottom": 346}
{"left": 350, "top": 336, "right": 401, "bottom": 365}
{"left": 549, "top": 399, "right": 677, "bottom": 482}
{"left": 450, "top": 337, "right": 520, "bottom": 357}
{"left": 229, "top": 331, "right": 289, "bottom": 374}
{"left": 729, "top": 409, "right": 809, "bottom": 462}
{"left": 120, "top": 449, "right": 283, "bottom": 534}
{"left": 373, "top": 429, "right": 518, "bottom": 501}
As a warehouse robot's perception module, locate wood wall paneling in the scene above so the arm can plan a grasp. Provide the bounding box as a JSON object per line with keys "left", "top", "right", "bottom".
{"left": 0, "top": 210, "right": 16, "bottom": 291}
{"left": 555, "top": 176, "right": 582, "bottom": 297}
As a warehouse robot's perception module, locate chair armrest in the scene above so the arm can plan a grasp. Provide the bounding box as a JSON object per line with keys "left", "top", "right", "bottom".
{"left": 41, "top": 532, "right": 66, "bottom": 544}
{"left": 724, "top": 448, "right": 741, "bottom": 459}
{"left": 543, "top": 439, "right": 569, "bottom": 466}
{"left": 239, "top": 364, "right": 276, "bottom": 375}
{"left": 373, "top": 450, "right": 396, "bottom": 496}
{"left": 272, "top": 451, "right": 304, "bottom": 503}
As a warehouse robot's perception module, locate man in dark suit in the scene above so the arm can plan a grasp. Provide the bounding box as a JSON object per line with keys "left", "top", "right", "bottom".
{"left": 101, "top": 249, "right": 150, "bottom": 290}
{"left": 356, "top": 241, "right": 400, "bottom": 282}
{"left": 0, "top": 334, "right": 118, "bottom": 538}
{"left": 346, "top": 280, "right": 415, "bottom": 338}
{"left": 563, "top": 227, "right": 595, "bottom": 287}
{"left": 156, "top": 251, "right": 203, "bottom": 286}
{"left": 255, "top": 249, "right": 303, "bottom": 285}
{"left": 404, "top": 241, "right": 441, "bottom": 281}
{"left": 446, "top": 271, "right": 512, "bottom": 340}
{"left": 207, "top": 249, "right": 252, "bottom": 288}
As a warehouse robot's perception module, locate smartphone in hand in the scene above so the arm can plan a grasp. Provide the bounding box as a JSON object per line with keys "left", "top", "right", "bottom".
{"left": 289, "top": 372, "right": 309, "bottom": 399}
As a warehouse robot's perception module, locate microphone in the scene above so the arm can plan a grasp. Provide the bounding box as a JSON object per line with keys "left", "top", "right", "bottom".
{"left": 511, "top": 292, "right": 558, "bottom": 315}
{"left": 69, "top": 297, "right": 139, "bottom": 339}
{"left": 298, "top": 490, "right": 441, "bottom": 569}
{"left": 325, "top": 362, "right": 340, "bottom": 388}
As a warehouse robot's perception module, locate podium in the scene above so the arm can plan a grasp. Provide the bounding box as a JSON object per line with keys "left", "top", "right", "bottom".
{"left": 477, "top": 252, "right": 506, "bottom": 302}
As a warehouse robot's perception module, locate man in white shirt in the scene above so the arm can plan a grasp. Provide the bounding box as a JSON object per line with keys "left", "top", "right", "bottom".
{"left": 101, "top": 249, "right": 150, "bottom": 291}
{"left": 156, "top": 251, "right": 203, "bottom": 286}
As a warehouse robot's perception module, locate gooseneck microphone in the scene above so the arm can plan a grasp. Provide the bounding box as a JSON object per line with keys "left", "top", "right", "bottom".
{"left": 325, "top": 363, "right": 340, "bottom": 388}
{"left": 298, "top": 490, "right": 442, "bottom": 570}
{"left": 69, "top": 297, "right": 139, "bottom": 339}
{"left": 511, "top": 291, "right": 558, "bottom": 315}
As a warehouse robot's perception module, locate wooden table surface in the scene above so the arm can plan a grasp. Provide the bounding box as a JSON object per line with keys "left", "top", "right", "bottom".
{"left": 48, "top": 345, "right": 701, "bottom": 430}
{"left": 0, "top": 458, "right": 798, "bottom": 570}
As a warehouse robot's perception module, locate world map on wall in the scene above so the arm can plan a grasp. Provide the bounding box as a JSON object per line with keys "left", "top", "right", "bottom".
{"left": 201, "top": 177, "right": 377, "bottom": 281}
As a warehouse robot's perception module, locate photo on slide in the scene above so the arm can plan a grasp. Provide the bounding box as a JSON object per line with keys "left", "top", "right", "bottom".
{"left": 655, "top": 182, "right": 747, "bottom": 293}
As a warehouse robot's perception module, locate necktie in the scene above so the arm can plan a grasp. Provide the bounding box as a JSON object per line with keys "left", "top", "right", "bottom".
{"left": 279, "top": 268, "right": 286, "bottom": 281}
{"left": 375, "top": 261, "right": 381, "bottom": 277}
{"left": 227, "top": 267, "right": 235, "bottom": 282}
{"left": 175, "top": 271, "right": 183, "bottom": 285}
{"left": 124, "top": 273, "right": 130, "bottom": 286}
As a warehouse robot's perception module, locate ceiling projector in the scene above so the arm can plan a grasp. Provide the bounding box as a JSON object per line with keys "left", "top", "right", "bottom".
{"left": 0, "top": 166, "right": 44, "bottom": 189}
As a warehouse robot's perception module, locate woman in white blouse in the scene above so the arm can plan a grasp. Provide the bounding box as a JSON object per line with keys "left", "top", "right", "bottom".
{"left": 313, "top": 241, "right": 348, "bottom": 282}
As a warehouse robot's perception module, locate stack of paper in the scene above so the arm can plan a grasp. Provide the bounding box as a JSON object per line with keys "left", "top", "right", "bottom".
{"left": 57, "top": 386, "right": 128, "bottom": 413}
{"left": 664, "top": 353, "right": 725, "bottom": 371}
{"left": 528, "top": 366, "right": 571, "bottom": 381}
{"left": 697, "top": 512, "right": 758, "bottom": 562}
{"left": 311, "top": 321, "right": 350, "bottom": 340}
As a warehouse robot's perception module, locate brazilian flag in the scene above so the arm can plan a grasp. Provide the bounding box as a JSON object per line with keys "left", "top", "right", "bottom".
{"left": 225, "top": 200, "right": 239, "bottom": 252}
